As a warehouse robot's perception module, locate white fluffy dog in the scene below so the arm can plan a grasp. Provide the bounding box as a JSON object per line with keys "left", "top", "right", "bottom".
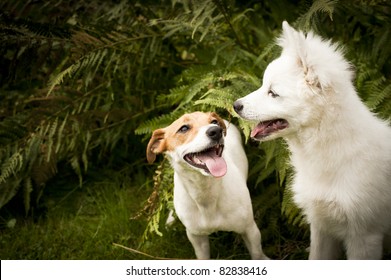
{"left": 234, "top": 21, "right": 391, "bottom": 259}
{"left": 146, "top": 112, "right": 268, "bottom": 259}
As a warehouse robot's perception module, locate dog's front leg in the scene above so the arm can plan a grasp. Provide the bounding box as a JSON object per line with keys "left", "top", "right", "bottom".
{"left": 309, "top": 223, "right": 342, "bottom": 259}
{"left": 345, "top": 233, "right": 383, "bottom": 260}
{"left": 186, "top": 230, "right": 210, "bottom": 259}
{"left": 241, "top": 222, "right": 269, "bottom": 260}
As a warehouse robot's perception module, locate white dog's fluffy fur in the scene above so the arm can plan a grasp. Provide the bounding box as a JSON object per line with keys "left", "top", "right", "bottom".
{"left": 234, "top": 21, "right": 391, "bottom": 259}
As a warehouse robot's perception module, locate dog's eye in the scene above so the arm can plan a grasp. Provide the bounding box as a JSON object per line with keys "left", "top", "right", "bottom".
{"left": 178, "top": 125, "right": 190, "bottom": 133}
{"left": 268, "top": 89, "right": 279, "bottom": 98}
{"left": 211, "top": 119, "right": 219, "bottom": 125}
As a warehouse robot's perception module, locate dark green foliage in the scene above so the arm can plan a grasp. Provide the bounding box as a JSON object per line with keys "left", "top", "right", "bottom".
{"left": 0, "top": 0, "right": 390, "bottom": 259}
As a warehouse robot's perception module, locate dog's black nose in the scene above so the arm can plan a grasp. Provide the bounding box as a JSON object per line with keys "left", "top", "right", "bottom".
{"left": 206, "top": 126, "right": 223, "bottom": 141}
{"left": 233, "top": 100, "right": 243, "bottom": 113}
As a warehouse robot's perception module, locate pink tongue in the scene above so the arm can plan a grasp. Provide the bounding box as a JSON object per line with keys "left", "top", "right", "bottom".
{"left": 251, "top": 122, "right": 269, "bottom": 138}
{"left": 197, "top": 154, "right": 227, "bottom": 178}
{"left": 251, "top": 126, "right": 263, "bottom": 138}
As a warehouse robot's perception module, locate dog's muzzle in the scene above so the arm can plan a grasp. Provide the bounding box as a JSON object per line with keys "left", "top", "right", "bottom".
{"left": 206, "top": 126, "right": 223, "bottom": 141}
{"left": 183, "top": 125, "right": 227, "bottom": 178}
{"left": 233, "top": 100, "right": 244, "bottom": 115}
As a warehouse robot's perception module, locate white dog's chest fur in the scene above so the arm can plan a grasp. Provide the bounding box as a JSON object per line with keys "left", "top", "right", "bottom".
{"left": 293, "top": 179, "right": 352, "bottom": 237}
{"left": 289, "top": 129, "right": 391, "bottom": 238}
{"left": 173, "top": 169, "right": 252, "bottom": 235}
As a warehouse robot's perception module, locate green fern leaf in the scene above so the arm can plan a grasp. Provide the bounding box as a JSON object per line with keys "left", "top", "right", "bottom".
{"left": 0, "top": 151, "right": 23, "bottom": 184}
{"left": 48, "top": 63, "right": 80, "bottom": 95}
{"left": 46, "top": 118, "right": 58, "bottom": 162}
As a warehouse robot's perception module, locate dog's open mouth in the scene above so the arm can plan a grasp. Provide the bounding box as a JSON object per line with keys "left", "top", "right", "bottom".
{"left": 184, "top": 144, "right": 227, "bottom": 178}
{"left": 251, "top": 119, "right": 289, "bottom": 139}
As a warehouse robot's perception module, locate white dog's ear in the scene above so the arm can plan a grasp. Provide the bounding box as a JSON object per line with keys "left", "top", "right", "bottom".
{"left": 279, "top": 21, "right": 321, "bottom": 91}
{"left": 146, "top": 128, "right": 166, "bottom": 164}
{"left": 279, "top": 21, "right": 307, "bottom": 69}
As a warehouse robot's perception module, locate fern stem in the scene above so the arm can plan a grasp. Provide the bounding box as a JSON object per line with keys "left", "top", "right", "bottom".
{"left": 212, "top": 0, "right": 250, "bottom": 52}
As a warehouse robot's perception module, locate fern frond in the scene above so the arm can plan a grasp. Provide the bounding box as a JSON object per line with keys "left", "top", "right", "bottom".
{"left": 135, "top": 110, "right": 185, "bottom": 135}
{"left": 156, "top": 85, "right": 189, "bottom": 105}
{"left": 160, "top": 0, "right": 223, "bottom": 42}
{"left": 236, "top": 118, "right": 252, "bottom": 143}
{"left": 46, "top": 118, "right": 58, "bottom": 162}
{"left": 55, "top": 113, "right": 69, "bottom": 154}
{"left": 194, "top": 95, "right": 232, "bottom": 109}
{"left": 24, "top": 134, "right": 42, "bottom": 171}
{"left": 0, "top": 150, "right": 23, "bottom": 184}
{"left": 364, "top": 77, "right": 389, "bottom": 110}
{"left": 0, "top": 117, "right": 27, "bottom": 146}
{"left": 296, "top": 0, "right": 338, "bottom": 31}
{"left": 281, "top": 185, "right": 306, "bottom": 227}
{"left": 138, "top": 159, "right": 174, "bottom": 240}
{"left": 47, "top": 62, "right": 80, "bottom": 95}
{"left": 0, "top": 176, "right": 23, "bottom": 209}
{"left": 48, "top": 48, "right": 111, "bottom": 95}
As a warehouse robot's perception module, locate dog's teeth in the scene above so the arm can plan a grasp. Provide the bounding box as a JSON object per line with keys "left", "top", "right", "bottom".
{"left": 194, "top": 157, "right": 202, "bottom": 164}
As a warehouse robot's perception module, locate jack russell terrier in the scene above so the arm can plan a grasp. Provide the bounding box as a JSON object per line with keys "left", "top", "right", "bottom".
{"left": 146, "top": 111, "right": 268, "bottom": 259}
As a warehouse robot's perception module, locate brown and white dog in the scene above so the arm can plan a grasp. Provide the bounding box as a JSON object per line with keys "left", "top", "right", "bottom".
{"left": 147, "top": 111, "right": 268, "bottom": 259}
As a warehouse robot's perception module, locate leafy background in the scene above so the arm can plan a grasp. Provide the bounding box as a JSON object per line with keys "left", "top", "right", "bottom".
{"left": 0, "top": 0, "right": 390, "bottom": 259}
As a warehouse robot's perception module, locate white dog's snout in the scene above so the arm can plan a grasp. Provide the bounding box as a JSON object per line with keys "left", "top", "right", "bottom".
{"left": 233, "top": 100, "right": 244, "bottom": 114}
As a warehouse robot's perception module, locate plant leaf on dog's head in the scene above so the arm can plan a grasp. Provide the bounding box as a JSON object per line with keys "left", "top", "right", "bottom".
{"left": 146, "top": 128, "right": 166, "bottom": 164}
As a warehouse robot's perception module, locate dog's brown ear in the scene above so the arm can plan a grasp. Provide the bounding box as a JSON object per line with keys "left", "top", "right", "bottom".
{"left": 211, "top": 112, "right": 227, "bottom": 136}
{"left": 146, "top": 128, "right": 166, "bottom": 164}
